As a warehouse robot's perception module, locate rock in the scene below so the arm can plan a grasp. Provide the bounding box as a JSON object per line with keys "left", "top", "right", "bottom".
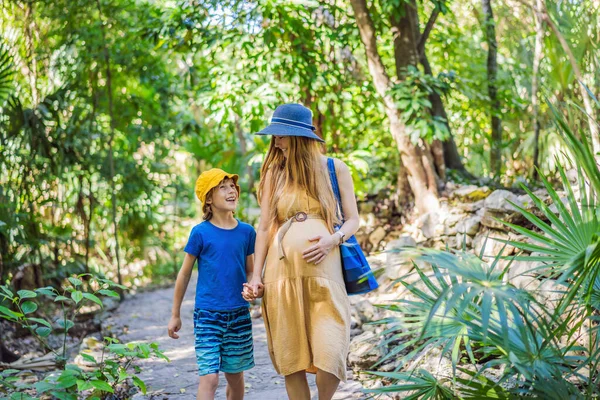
{"left": 417, "top": 212, "right": 440, "bottom": 239}
{"left": 352, "top": 299, "right": 379, "bottom": 323}
{"left": 350, "top": 315, "right": 361, "bottom": 329}
{"left": 444, "top": 213, "right": 465, "bottom": 228}
{"left": 360, "top": 213, "right": 376, "bottom": 230}
{"left": 484, "top": 190, "right": 523, "bottom": 212}
{"left": 348, "top": 331, "right": 386, "bottom": 370}
{"left": 472, "top": 230, "right": 516, "bottom": 259}
{"left": 480, "top": 209, "right": 508, "bottom": 230}
{"left": 369, "top": 226, "right": 387, "bottom": 248}
{"left": 387, "top": 236, "right": 417, "bottom": 249}
{"left": 548, "top": 196, "right": 570, "bottom": 214}
{"left": 453, "top": 185, "right": 491, "bottom": 201}
{"left": 457, "top": 200, "right": 485, "bottom": 213}
{"left": 534, "top": 280, "right": 565, "bottom": 313}
{"left": 455, "top": 233, "right": 473, "bottom": 249}
{"left": 384, "top": 236, "right": 417, "bottom": 280}
{"left": 350, "top": 328, "right": 363, "bottom": 338}
{"left": 251, "top": 308, "right": 262, "bottom": 319}
{"left": 456, "top": 216, "right": 481, "bottom": 236}
{"left": 517, "top": 194, "right": 536, "bottom": 209}
{"left": 361, "top": 201, "right": 375, "bottom": 214}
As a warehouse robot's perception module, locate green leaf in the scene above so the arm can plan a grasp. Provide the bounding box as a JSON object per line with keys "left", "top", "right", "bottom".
{"left": 90, "top": 380, "right": 114, "bottom": 393}
{"left": 35, "top": 286, "right": 57, "bottom": 297}
{"left": 10, "top": 393, "right": 35, "bottom": 400}
{"left": 56, "top": 373, "right": 78, "bottom": 388}
{"left": 68, "top": 277, "right": 82, "bottom": 287}
{"left": 17, "top": 290, "right": 37, "bottom": 299}
{"left": 80, "top": 353, "right": 96, "bottom": 364}
{"left": 57, "top": 319, "right": 75, "bottom": 331}
{"left": 21, "top": 301, "right": 38, "bottom": 314}
{"left": 28, "top": 317, "right": 52, "bottom": 328}
{"left": 76, "top": 379, "right": 94, "bottom": 391}
{"left": 36, "top": 326, "right": 51, "bottom": 337}
{"left": 71, "top": 291, "right": 83, "bottom": 304}
{"left": 55, "top": 295, "right": 70, "bottom": 302}
{"left": 35, "top": 381, "right": 56, "bottom": 393}
{"left": 132, "top": 375, "right": 147, "bottom": 394}
{"left": 0, "top": 305, "right": 23, "bottom": 319}
{"left": 1, "top": 285, "right": 13, "bottom": 297}
{"left": 49, "top": 391, "right": 77, "bottom": 400}
{"left": 82, "top": 293, "right": 103, "bottom": 307}
{"left": 98, "top": 289, "right": 120, "bottom": 298}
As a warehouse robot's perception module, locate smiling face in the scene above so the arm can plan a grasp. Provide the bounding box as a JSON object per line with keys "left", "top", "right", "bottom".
{"left": 273, "top": 135, "right": 291, "bottom": 157}
{"left": 205, "top": 178, "right": 239, "bottom": 215}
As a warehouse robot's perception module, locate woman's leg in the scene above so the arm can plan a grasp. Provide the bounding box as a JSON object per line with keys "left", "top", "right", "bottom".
{"left": 197, "top": 373, "right": 219, "bottom": 400}
{"left": 315, "top": 369, "right": 340, "bottom": 400}
{"left": 284, "top": 370, "right": 311, "bottom": 400}
{"left": 224, "top": 372, "right": 245, "bottom": 400}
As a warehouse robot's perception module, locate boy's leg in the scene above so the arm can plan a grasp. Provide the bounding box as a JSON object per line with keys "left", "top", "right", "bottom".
{"left": 194, "top": 309, "right": 227, "bottom": 399}
{"left": 224, "top": 372, "right": 244, "bottom": 400}
{"left": 220, "top": 307, "right": 255, "bottom": 372}
{"left": 197, "top": 373, "right": 219, "bottom": 400}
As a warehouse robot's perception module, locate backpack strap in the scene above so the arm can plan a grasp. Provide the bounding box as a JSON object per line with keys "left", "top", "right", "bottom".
{"left": 327, "top": 157, "right": 345, "bottom": 221}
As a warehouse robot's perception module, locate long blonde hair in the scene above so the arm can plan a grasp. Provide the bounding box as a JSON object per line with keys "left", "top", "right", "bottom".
{"left": 258, "top": 136, "right": 340, "bottom": 236}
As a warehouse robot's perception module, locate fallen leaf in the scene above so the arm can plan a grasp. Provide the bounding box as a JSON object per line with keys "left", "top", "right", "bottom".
{"left": 180, "top": 388, "right": 186, "bottom": 394}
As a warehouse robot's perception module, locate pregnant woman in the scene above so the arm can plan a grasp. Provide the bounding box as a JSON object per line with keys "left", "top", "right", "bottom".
{"left": 247, "top": 103, "right": 360, "bottom": 400}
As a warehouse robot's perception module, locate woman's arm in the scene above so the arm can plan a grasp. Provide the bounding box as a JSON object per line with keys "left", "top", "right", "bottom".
{"left": 250, "top": 170, "right": 273, "bottom": 285}
{"left": 168, "top": 252, "right": 196, "bottom": 339}
{"left": 303, "top": 158, "right": 360, "bottom": 265}
{"left": 334, "top": 158, "right": 360, "bottom": 239}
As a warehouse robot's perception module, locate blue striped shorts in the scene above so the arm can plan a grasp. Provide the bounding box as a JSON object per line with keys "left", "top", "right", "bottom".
{"left": 193, "top": 306, "right": 255, "bottom": 376}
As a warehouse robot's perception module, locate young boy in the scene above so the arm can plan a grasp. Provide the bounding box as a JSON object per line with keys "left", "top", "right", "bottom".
{"left": 168, "top": 168, "right": 263, "bottom": 400}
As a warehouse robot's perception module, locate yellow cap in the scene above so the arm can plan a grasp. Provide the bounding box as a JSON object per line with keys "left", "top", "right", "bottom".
{"left": 195, "top": 168, "right": 240, "bottom": 205}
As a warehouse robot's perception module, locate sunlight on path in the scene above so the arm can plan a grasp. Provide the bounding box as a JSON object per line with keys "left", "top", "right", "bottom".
{"left": 107, "top": 271, "right": 364, "bottom": 399}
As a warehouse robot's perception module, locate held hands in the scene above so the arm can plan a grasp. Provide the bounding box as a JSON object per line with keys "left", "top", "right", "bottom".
{"left": 167, "top": 315, "right": 182, "bottom": 339}
{"left": 302, "top": 234, "right": 339, "bottom": 265}
{"left": 242, "top": 280, "right": 264, "bottom": 302}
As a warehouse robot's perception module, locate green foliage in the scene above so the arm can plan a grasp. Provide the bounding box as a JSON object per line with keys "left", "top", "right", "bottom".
{"left": 390, "top": 66, "right": 452, "bottom": 144}
{"left": 1, "top": 338, "right": 167, "bottom": 399}
{"left": 368, "top": 99, "right": 600, "bottom": 398}
{"left": 0, "top": 274, "right": 124, "bottom": 358}
{"left": 0, "top": 276, "right": 166, "bottom": 399}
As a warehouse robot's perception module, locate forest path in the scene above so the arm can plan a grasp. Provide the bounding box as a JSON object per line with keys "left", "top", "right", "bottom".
{"left": 107, "top": 271, "right": 365, "bottom": 399}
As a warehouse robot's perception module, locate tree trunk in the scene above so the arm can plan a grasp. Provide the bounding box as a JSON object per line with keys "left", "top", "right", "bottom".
{"left": 96, "top": 0, "right": 122, "bottom": 286}
{"left": 350, "top": 0, "right": 439, "bottom": 214}
{"left": 531, "top": 0, "right": 544, "bottom": 180}
{"left": 23, "top": 3, "right": 39, "bottom": 106}
{"left": 481, "top": 0, "right": 502, "bottom": 178}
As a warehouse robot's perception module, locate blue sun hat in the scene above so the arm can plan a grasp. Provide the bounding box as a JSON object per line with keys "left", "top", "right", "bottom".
{"left": 256, "top": 103, "right": 324, "bottom": 143}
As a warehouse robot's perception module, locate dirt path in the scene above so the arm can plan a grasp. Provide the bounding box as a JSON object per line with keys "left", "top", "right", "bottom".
{"left": 107, "top": 271, "right": 365, "bottom": 399}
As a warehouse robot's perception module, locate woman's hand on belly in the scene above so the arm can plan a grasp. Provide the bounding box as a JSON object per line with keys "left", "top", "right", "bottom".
{"left": 302, "top": 234, "right": 339, "bottom": 265}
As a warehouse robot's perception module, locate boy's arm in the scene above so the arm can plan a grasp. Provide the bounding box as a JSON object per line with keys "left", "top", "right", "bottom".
{"left": 168, "top": 253, "right": 196, "bottom": 339}
{"left": 245, "top": 254, "right": 255, "bottom": 282}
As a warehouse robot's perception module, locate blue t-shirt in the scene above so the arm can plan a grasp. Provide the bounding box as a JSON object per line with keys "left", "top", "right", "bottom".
{"left": 184, "top": 219, "right": 256, "bottom": 311}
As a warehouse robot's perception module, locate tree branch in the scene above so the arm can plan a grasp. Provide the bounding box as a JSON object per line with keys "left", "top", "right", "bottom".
{"left": 417, "top": 8, "right": 440, "bottom": 57}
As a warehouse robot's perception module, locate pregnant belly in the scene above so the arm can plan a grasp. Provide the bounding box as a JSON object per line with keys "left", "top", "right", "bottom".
{"left": 264, "top": 219, "right": 342, "bottom": 282}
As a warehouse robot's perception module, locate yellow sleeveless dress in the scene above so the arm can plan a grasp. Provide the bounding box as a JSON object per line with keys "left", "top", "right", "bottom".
{"left": 261, "top": 188, "right": 351, "bottom": 382}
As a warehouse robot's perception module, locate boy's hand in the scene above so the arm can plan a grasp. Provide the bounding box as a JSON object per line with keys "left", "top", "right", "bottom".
{"left": 242, "top": 281, "right": 264, "bottom": 301}
{"left": 168, "top": 316, "right": 182, "bottom": 339}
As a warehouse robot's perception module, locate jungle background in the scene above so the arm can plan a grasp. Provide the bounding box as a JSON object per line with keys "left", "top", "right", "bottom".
{"left": 1, "top": 0, "right": 600, "bottom": 398}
